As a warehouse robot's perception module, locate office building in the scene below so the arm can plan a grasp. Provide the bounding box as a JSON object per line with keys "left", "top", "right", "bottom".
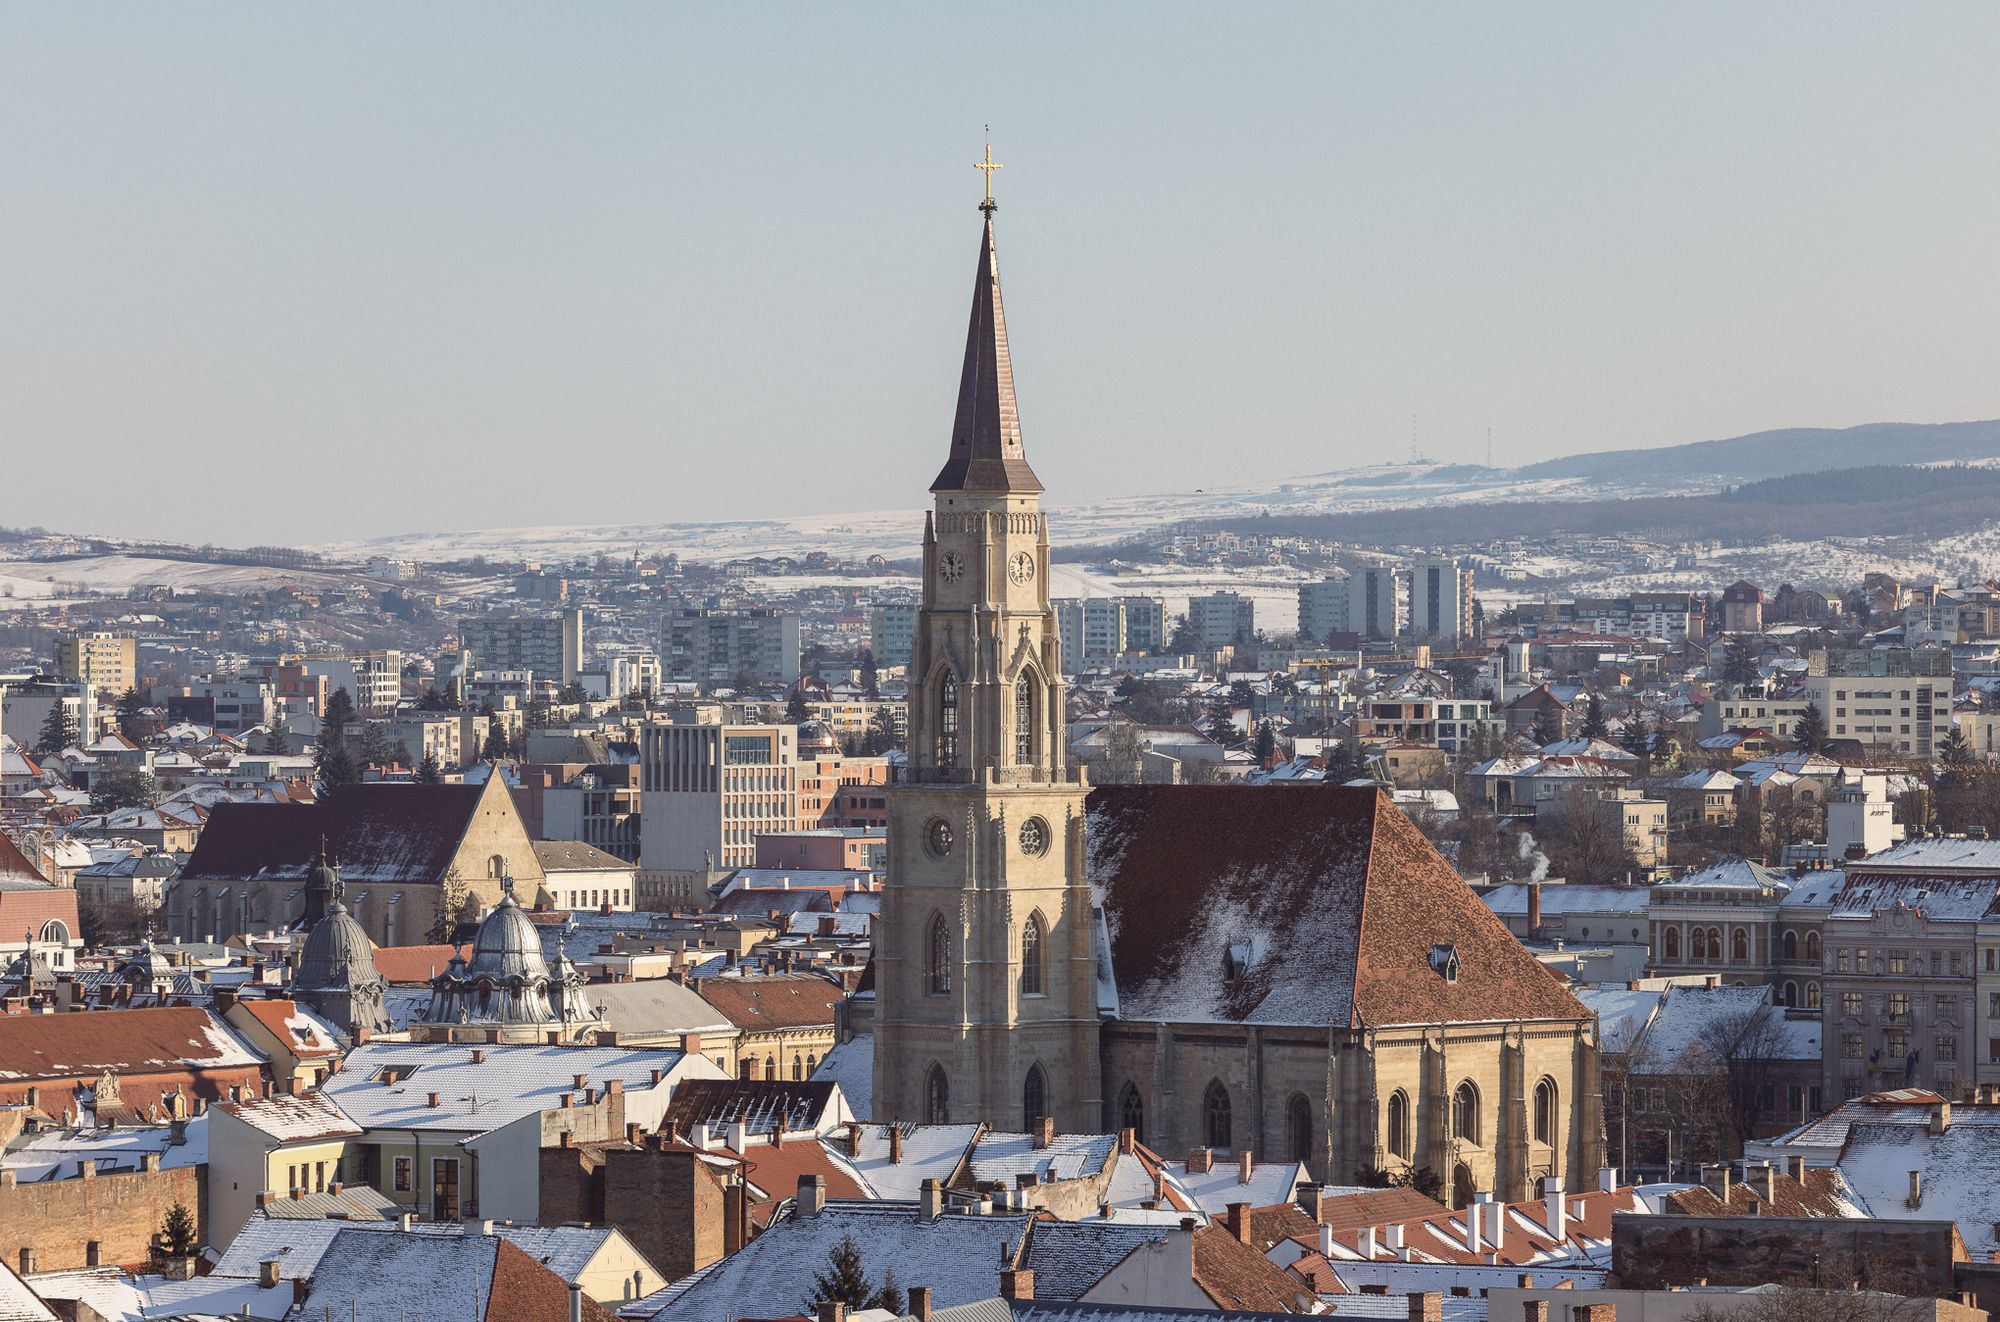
{"left": 1805, "top": 647, "right": 1952, "bottom": 760}
{"left": 637, "top": 720, "right": 801, "bottom": 908}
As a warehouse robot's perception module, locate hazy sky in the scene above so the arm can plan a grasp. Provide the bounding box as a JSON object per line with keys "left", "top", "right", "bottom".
{"left": 5, "top": 4, "right": 1999, "bottom": 546}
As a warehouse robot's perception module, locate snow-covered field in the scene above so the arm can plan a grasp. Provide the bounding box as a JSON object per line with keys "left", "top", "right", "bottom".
{"left": 0, "top": 555, "right": 361, "bottom": 598}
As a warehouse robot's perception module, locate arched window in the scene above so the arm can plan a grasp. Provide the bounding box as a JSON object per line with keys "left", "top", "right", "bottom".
{"left": 927, "top": 913, "right": 952, "bottom": 996}
{"left": 806, "top": 1054, "right": 818, "bottom": 1075}
{"left": 1118, "top": 1081, "right": 1145, "bottom": 1141}
{"left": 1452, "top": 1081, "right": 1480, "bottom": 1145}
{"left": 1690, "top": 928, "right": 1706, "bottom": 960}
{"left": 487, "top": 854, "right": 506, "bottom": 880}
{"left": 764, "top": 1055, "right": 776, "bottom": 1080}
{"left": 1023, "top": 1064, "right": 1049, "bottom": 1133}
{"left": 791, "top": 1055, "right": 803, "bottom": 1081}
{"left": 1015, "top": 672, "right": 1036, "bottom": 764}
{"left": 1732, "top": 928, "right": 1750, "bottom": 961}
{"left": 1805, "top": 981, "right": 1821, "bottom": 1010}
{"left": 1664, "top": 927, "right": 1681, "bottom": 960}
{"left": 1452, "top": 1162, "right": 1476, "bottom": 1210}
{"left": 1020, "top": 914, "right": 1045, "bottom": 997}
{"left": 38, "top": 920, "right": 67, "bottom": 946}
{"left": 1533, "top": 1077, "right": 1558, "bottom": 1146}
{"left": 1706, "top": 927, "right": 1722, "bottom": 961}
{"left": 1386, "top": 1090, "right": 1411, "bottom": 1160}
{"left": 1288, "top": 1094, "right": 1314, "bottom": 1164}
{"left": 1203, "top": 1080, "right": 1232, "bottom": 1150}
{"left": 925, "top": 1065, "right": 949, "bottom": 1124}
{"left": 1782, "top": 930, "right": 1798, "bottom": 961}
{"left": 936, "top": 673, "right": 959, "bottom": 768}
{"left": 1805, "top": 932, "right": 1822, "bottom": 963}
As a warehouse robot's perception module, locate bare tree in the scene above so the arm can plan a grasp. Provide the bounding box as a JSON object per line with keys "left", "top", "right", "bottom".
{"left": 1698, "top": 1003, "right": 1793, "bottom": 1152}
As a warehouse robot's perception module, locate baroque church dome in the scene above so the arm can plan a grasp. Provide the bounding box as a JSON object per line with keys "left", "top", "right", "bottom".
{"left": 293, "top": 852, "right": 391, "bottom": 1037}
{"left": 417, "top": 881, "right": 601, "bottom": 1040}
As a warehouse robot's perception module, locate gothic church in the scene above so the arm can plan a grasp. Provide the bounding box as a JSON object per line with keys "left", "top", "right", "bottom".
{"left": 874, "top": 185, "right": 1604, "bottom": 1203}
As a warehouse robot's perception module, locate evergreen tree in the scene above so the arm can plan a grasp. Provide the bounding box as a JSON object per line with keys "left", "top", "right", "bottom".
{"left": 483, "top": 722, "right": 510, "bottom": 761}
{"left": 35, "top": 701, "right": 78, "bottom": 756}
{"left": 558, "top": 682, "right": 588, "bottom": 705}
{"left": 263, "top": 716, "right": 290, "bottom": 756}
{"left": 1578, "top": 692, "right": 1609, "bottom": 742}
{"left": 858, "top": 649, "right": 879, "bottom": 700}
{"left": 1228, "top": 679, "right": 1258, "bottom": 710}
{"left": 90, "top": 768, "right": 155, "bottom": 813}
{"left": 1719, "top": 639, "right": 1759, "bottom": 689}
{"left": 1167, "top": 615, "right": 1197, "bottom": 655}
{"left": 867, "top": 1269, "right": 906, "bottom": 1316}
{"left": 786, "top": 690, "right": 811, "bottom": 724}
{"left": 115, "top": 687, "right": 143, "bottom": 740}
{"left": 159, "top": 1202, "right": 197, "bottom": 1260}
{"left": 1323, "top": 736, "right": 1365, "bottom": 784}
{"left": 1792, "top": 701, "right": 1829, "bottom": 754}
{"left": 525, "top": 699, "right": 552, "bottom": 731}
{"left": 1528, "top": 709, "right": 1559, "bottom": 749}
{"left": 319, "top": 744, "right": 359, "bottom": 790}
{"left": 416, "top": 752, "right": 444, "bottom": 784}
{"left": 322, "top": 687, "right": 357, "bottom": 730}
{"left": 393, "top": 739, "right": 413, "bottom": 770}
{"left": 1623, "top": 715, "right": 1655, "bottom": 773}
{"left": 359, "top": 722, "right": 393, "bottom": 769}
{"left": 804, "top": 1234, "right": 875, "bottom": 1311}
{"left": 1252, "top": 720, "right": 1277, "bottom": 767}
{"left": 1939, "top": 725, "right": 1977, "bottom": 775}
{"left": 1204, "top": 693, "right": 1236, "bottom": 745}
{"left": 417, "top": 687, "right": 453, "bottom": 711}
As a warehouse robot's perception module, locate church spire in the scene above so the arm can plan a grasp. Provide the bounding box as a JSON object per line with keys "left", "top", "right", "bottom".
{"left": 930, "top": 157, "right": 1044, "bottom": 496}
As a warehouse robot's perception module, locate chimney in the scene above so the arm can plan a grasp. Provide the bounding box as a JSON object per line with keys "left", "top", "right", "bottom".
{"left": 1480, "top": 1192, "right": 1504, "bottom": 1255}
{"left": 679, "top": 1032, "right": 702, "bottom": 1056}
{"left": 1119, "top": 1127, "right": 1136, "bottom": 1155}
{"left": 1574, "top": 1306, "right": 1617, "bottom": 1322}
{"left": 1238, "top": 1149, "right": 1254, "bottom": 1185}
{"left": 1524, "top": 1303, "right": 1550, "bottom": 1322}
{"left": 1907, "top": 1170, "right": 1923, "bottom": 1209}
{"left": 427, "top": 1092, "right": 440, "bottom": 1108}
{"left": 559, "top": 1093, "right": 572, "bottom": 1110}
{"left": 798, "top": 1174, "right": 826, "bottom": 1216}
{"left": 1408, "top": 1292, "right": 1443, "bottom": 1322}
{"left": 1034, "top": 1115, "right": 1055, "bottom": 1150}
{"left": 889, "top": 1126, "right": 904, "bottom": 1164}
{"left": 774, "top": 1116, "right": 787, "bottom": 1149}
{"left": 1543, "top": 1177, "right": 1567, "bottom": 1241}
{"left": 1296, "top": 1181, "right": 1325, "bottom": 1221}
{"left": 572, "top": 1072, "right": 589, "bottom": 1090}
{"left": 1227, "top": 1202, "right": 1253, "bottom": 1245}
{"left": 16, "top": 1249, "right": 33, "bottom": 1276}
{"left": 627, "top": 1122, "right": 644, "bottom": 1146}
{"left": 1931, "top": 1102, "right": 1952, "bottom": 1135}
{"left": 1598, "top": 1166, "right": 1619, "bottom": 1193}
{"left": 1187, "top": 1147, "right": 1213, "bottom": 1175}
{"left": 1518, "top": 1275, "right": 1536, "bottom": 1289}
{"left": 999, "top": 1269, "right": 1034, "bottom": 1301}
{"left": 569, "top": 1281, "right": 584, "bottom": 1322}
{"left": 84, "top": 1241, "right": 101, "bottom": 1268}
{"left": 256, "top": 1191, "right": 272, "bottom": 1207}
{"left": 558, "top": 1132, "right": 573, "bottom": 1148}
{"left": 293, "top": 1279, "right": 309, "bottom": 1308}
{"left": 1756, "top": 1162, "right": 1777, "bottom": 1203}
{"left": 1703, "top": 1163, "right": 1732, "bottom": 1201}
{"left": 1357, "top": 1225, "right": 1377, "bottom": 1258}
{"left": 470, "top": 1049, "right": 484, "bottom": 1064}
{"left": 1464, "top": 1196, "right": 1483, "bottom": 1254}
{"left": 919, "top": 1178, "right": 944, "bottom": 1221}
{"left": 1527, "top": 880, "right": 1543, "bottom": 936}
{"left": 727, "top": 1120, "right": 749, "bottom": 1151}
{"left": 908, "top": 1286, "right": 932, "bottom": 1322}
{"left": 1384, "top": 1223, "right": 1406, "bottom": 1252}
{"left": 818, "top": 1305, "right": 846, "bottom": 1322}
{"left": 259, "top": 1260, "right": 282, "bottom": 1289}
{"left": 1786, "top": 1155, "right": 1807, "bottom": 1182}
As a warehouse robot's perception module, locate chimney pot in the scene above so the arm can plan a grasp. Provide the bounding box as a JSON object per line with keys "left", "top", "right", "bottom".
{"left": 908, "top": 1286, "right": 932, "bottom": 1322}
{"left": 1238, "top": 1148, "right": 1254, "bottom": 1185}
{"left": 1408, "top": 1291, "right": 1443, "bottom": 1322}
{"left": 999, "top": 1268, "right": 1034, "bottom": 1301}
{"left": 1187, "top": 1146, "right": 1213, "bottom": 1175}
{"left": 1033, "top": 1115, "right": 1055, "bottom": 1150}
{"left": 259, "top": 1259, "right": 282, "bottom": 1288}
{"left": 890, "top": 1127, "right": 904, "bottom": 1164}
{"left": 1227, "top": 1201, "right": 1253, "bottom": 1245}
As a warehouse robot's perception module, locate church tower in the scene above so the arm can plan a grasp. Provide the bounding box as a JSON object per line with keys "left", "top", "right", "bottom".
{"left": 874, "top": 166, "right": 1100, "bottom": 1133}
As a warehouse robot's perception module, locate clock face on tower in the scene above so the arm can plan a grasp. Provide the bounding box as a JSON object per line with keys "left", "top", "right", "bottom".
{"left": 1008, "top": 551, "right": 1035, "bottom": 585}
{"left": 939, "top": 551, "right": 964, "bottom": 585}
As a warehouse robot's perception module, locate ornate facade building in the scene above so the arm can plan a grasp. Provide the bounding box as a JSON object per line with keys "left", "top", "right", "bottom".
{"left": 415, "top": 880, "right": 603, "bottom": 1044}
{"left": 875, "top": 186, "right": 1605, "bottom": 1203}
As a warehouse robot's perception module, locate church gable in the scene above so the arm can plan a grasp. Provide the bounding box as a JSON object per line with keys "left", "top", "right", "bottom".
{"left": 183, "top": 783, "right": 497, "bottom": 887}
{"left": 1088, "top": 785, "right": 1587, "bottom": 1029}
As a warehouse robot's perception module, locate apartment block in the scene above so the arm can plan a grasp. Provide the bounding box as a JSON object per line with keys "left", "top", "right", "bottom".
{"left": 1349, "top": 567, "right": 1400, "bottom": 641}
{"left": 53, "top": 632, "right": 135, "bottom": 698}
{"left": 1297, "top": 577, "right": 1351, "bottom": 644}
{"left": 1408, "top": 556, "right": 1475, "bottom": 645}
{"left": 867, "top": 603, "right": 918, "bottom": 669}
{"left": 291, "top": 650, "right": 403, "bottom": 713}
{"left": 1185, "top": 591, "right": 1255, "bottom": 649}
{"left": 1051, "top": 596, "right": 1167, "bottom": 671}
{"left": 461, "top": 609, "right": 584, "bottom": 687}
{"left": 664, "top": 609, "right": 801, "bottom": 687}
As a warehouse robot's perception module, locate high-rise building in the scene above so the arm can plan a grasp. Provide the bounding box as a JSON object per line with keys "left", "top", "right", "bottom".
{"left": 1806, "top": 647, "right": 1951, "bottom": 760}
{"left": 664, "top": 609, "right": 801, "bottom": 687}
{"left": 1409, "top": 557, "right": 1475, "bottom": 645}
{"left": 1051, "top": 596, "right": 1168, "bottom": 671}
{"left": 53, "top": 632, "right": 135, "bottom": 699}
{"left": 1297, "top": 577, "right": 1351, "bottom": 644}
{"left": 461, "top": 610, "right": 584, "bottom": 687}
{"left": 868, "top": 603, "right": 919, "bottom": 669}
{"left": 1185, "top": 592, "right": 1255, "bottom": 649}
{"left": 637, "top": 719, "right": 801, "bottom": 908}
{"left": 874, "top": 196, "right": 1098, "bottom": 1133}
{"left": 292, "top": 651, "right": 402, "bottom": 713}
{"left": 1349, "top": 567, "right": 1401, "bottom": 641}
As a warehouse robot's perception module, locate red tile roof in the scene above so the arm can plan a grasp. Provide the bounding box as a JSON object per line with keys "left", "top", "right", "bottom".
{"left": 371, "top": 944, "right": 467, "bottom": 985}
{"left": 698, "top": 975, "right": 844, "bottom": 1032}
{"left": 1088, "top": 785, "right": 1589, "bottom": 1028}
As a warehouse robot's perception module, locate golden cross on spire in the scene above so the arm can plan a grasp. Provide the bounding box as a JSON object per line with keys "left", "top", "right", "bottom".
{"left": 975, "top": 141, "right": 1002, "bottom": 211}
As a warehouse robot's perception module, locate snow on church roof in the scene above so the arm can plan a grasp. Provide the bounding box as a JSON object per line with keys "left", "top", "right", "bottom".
{"left": 1086, "top": 785, "right": 1588, "bottom": 1030}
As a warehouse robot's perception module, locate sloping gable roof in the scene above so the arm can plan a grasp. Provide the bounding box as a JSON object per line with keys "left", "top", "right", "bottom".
{"left": 180, "top": 784, "right": 495, "bottom": 886}
{"left": 1088, "top": 786, "right": 1588, "bottom": 1029}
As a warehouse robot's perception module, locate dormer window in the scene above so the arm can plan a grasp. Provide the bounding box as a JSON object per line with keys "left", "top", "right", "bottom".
{"left": 1222, "top": 941, "right": 1255, "bottom": 982}
{"left": 1430, "top": 943, "right": 1461, "bottom": 983}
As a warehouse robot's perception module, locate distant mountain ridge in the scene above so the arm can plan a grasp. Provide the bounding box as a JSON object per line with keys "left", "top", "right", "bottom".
{"left": 1512, "top": 418, "right": 2000, "bottom": 485}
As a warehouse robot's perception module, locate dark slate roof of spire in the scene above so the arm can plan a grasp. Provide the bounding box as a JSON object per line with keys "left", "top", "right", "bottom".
{"left": 930, "top": 213, "right": 1044, "bottom": 495}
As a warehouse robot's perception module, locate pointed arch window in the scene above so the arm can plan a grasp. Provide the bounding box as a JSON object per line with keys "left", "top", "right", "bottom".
{"left": 1015, "top": 672, "right": 1036, "bottom": 764}
{"left": 1020, "top": 914, "right": 1045, "bottom": 997}
{"left": 1118, "top": 1081, "right": 1144, "bottom": 1142}
{"left": 1533, "top": 1077, "right": 1558, "bottom": 1146}
{"left": 1287, "top": 1094, "right": 1313, "bottom": 1163}
{"left": 925, "top": 1065, "right": 949, "bottom": 1124}
{"left": 1386, "top": 1090, "right": 1412, "bottom": 1160}
{"left": 1452, "top": 1080, "right": 1480, "bottom": 1144}
{"left": 927, "top": 913, "right": 952, "bottom": 996}
{"left": 1023, "top": 1064, "right": 1050, "bottom": 1133}
{"left": 937, "top": 673, "right": 959, "bottom": 769}
{"left": 1203, "top": 1079, "right": 1232, "bottom": 1150}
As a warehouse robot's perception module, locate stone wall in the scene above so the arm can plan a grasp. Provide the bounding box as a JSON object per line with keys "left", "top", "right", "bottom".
{"left": 1612, "top": 1215, "right": 1958, "bottom": 1296}
{"left": 0, "top": 1159, "right": 205, "bottom": 1272}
